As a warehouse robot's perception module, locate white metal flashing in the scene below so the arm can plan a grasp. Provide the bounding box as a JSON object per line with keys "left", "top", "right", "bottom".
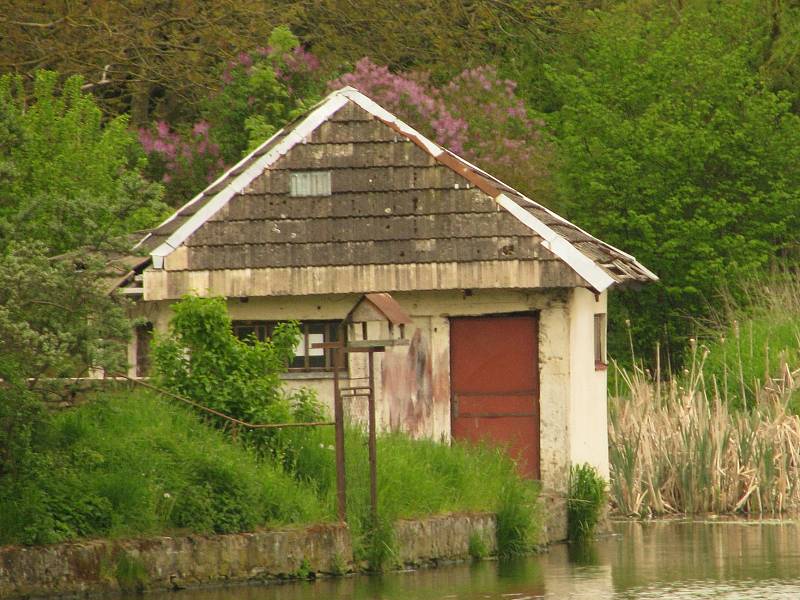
{"left": 135, "top": 126, "right": 285, "bottom": 252}
{"left": 441, "top": 150, "right": 656, "bottom": 282}
{"left": 340, "top": 87, "right": 445, "bottom": 157}
{"left": 495, "top": 194, "right": 616, "bottom": 292}
{"left": 514, "top": 196, "right": 659, "bottom": 281}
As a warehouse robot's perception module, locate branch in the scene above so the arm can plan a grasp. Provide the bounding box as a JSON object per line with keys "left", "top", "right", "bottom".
{"left": 28, "top": 300, "right": 76, "bottom": 313}
{"left": 0, "top": 16, "right": 66, "bottom": 28}
{"left": 81, "top": 64, "right": 112, "bottom": 90}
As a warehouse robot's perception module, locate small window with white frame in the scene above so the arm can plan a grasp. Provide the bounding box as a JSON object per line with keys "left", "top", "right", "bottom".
{"left": 289, "top": 171, "right": 331, "bottom": 196}
{"left": 594, "top": 313, "right": 607, "bottom": 368}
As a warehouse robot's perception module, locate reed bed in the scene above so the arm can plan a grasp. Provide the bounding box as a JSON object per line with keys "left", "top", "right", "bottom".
{"left": 609, "top": 343, "right": 800, "bottom": 517}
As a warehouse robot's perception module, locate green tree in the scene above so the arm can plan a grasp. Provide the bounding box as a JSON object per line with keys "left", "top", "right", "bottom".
{"left": 547, "top": 4, "right": 800, "bottom": 359}
{"left": 0, "top": 1, "right": 308, "bottom": 126}
{"left": 0, "top": 244, "right": 132, "bottom": 478}
{"left": 0, "top": 70, "right": 166, "bottom": 255}
{"left": 203, "top": 26, "right": 325, "bottom": 163}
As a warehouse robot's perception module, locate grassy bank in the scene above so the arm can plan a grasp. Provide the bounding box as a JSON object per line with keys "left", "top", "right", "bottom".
{"left": 0, "top": 390, "right": 326, "bottom": 545}
{"left": 697, "top": 275, "right": 800, "bottom": 412}
{"left": 0, "top": 390, "right": 538, "bottom": 560}
{"left": 297, "top": 429, "right": 538, "bottom": 563}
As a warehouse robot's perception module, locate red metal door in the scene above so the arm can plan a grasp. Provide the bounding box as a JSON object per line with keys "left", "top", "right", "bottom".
{"left": 450, "top": 315, "right": 540, "bottom": 479}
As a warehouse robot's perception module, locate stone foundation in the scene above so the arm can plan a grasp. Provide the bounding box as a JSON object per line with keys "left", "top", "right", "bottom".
{"left": 0, "top": 513, "right": 515, "bottom": 599}
{"left": 394, "top": 513, "right": 497, "bottom": 566}
{"left": 0, "top": 524, "right": 350, "bottom": 599}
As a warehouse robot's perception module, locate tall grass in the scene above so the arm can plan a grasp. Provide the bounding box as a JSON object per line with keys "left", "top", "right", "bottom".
{"left": 697, "top": 274, "right": 800, "bottom": 411}
{"left": 609, "top": 274, "right": 800, "bottom": 517}
{"left": 0, "top": 389, "right": 539, "bottom": 560}
{"left": 567, "top": 463, "right": 607, "bottom": 541}
{"left": 609, "top": 351, "right": 800, "bottom": 516}
{"left": 0, "top": 390, "right": 327, "bottom": 545}
{"left": 292, "top": 429, "right": 540, "bottom": 567}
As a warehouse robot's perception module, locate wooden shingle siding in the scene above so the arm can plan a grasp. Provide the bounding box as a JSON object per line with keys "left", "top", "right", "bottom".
{"left": 188, "top": 214, "right": 534, "bottom": 247}
{"left": 275, "top": 142, "right": 436, "bottom": 170}
{"left": 224, "top": 190, "right": 497, "bottom": 221}
{"left": 309, "top": 120, "right": 401, "bottom": 144}
{"left": 245, "top": 165, "right": 468, "bottom": 195}
{"left": 176, "top": 110, "right": 554, "bottom": 275}
{"left": 186, "top": 236, "right": 551, "bottom": 270}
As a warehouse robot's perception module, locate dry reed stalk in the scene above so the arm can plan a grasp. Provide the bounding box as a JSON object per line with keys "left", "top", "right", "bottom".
{"left": 609, "top": 352, "right": 800, "bottom": 516}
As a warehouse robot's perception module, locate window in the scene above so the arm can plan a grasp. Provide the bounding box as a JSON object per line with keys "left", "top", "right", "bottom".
{"left": 594, "top": 313, "right": 607, "bottom": 369}
{"left": 232, "top": 320, "right": 344, "bottom": 371}
{"left": 289, "top": 171, "right": 331, "bottom": 196}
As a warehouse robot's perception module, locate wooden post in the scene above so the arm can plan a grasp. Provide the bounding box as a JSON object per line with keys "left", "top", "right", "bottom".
{"left": 332, "top": 342, "right": 347, "bottom": 522}
{"left": 367, "top": 349, "right": 378, "bottom": 524}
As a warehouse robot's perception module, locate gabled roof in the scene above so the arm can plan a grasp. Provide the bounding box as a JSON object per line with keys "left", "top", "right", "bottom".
{"left": 346, "top": 293, "right": 413, "bottom": 326}
{"left": 136, "top": 87, "right": 656, "bottom": 293}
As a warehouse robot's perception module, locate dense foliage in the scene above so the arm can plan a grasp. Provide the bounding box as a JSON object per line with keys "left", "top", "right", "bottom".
{"left": 330, "top": 59, "right": 551, "bottom": 199}
{"left": 0, "top": 73, "right": 165, "bottom": 497}
{"left": 0, "top": 391, "right": 326, "bottom": 545}
{"left": 0, "top": 390, "right": 539, "bottom": 554}
{"left": 0, "top": 71, "right": 166, "bottom": 255}
{"left": 6, "top": 2, "right": 800, "bottom": 361}
{"left": 151, "top": 295, "right": 325, "bottom": 467}
{"left": 139, "top": 26, "right": 324, "bottom": 205}
{"left": 547, "top": 3, "right": 800, "bottom": 357}
{"left": 6, "top": 0, "right": 800, "bottom": 550}
{"left": 152, "top": 295, "right": 300, "bottom": 420}
{"left": 0, "top": 245, "right": 133, "bottom": 481}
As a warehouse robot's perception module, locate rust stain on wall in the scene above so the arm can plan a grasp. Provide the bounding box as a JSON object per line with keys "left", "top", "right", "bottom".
{"left": 382, "top": 328, "right": 434, "bottom": 437}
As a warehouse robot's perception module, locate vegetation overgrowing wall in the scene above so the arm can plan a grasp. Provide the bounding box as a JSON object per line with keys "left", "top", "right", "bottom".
{"left": 0, "top": 514, "right": 502, "bottom": 599}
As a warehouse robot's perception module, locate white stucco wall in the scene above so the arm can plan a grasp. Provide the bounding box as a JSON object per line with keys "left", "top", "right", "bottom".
{"left": 568, "top": 288, "right": 609, "bottom": 479}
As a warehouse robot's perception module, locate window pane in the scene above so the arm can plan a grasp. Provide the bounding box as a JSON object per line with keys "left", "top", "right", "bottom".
{"left": 234, "top": 325, "right": 256, "bottom": 341}
{"left": 594, "top": 314, "right": 607, "bottom": 364}
{"left": 135, "top": 323, "right": 153, "bottom": 377}
{"left": 234, "top": 319, "right": 345, "bottom": 371}
{"left": 289, "top": 171, "right": 331, "bottom": 197}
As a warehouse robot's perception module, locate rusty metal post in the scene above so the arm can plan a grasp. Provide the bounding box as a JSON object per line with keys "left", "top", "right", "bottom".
{"left": 367, "top": 349, "right": 378, "bottom": 523}
{"left": 332, "top": 342, "right": 347, "bottom": 522}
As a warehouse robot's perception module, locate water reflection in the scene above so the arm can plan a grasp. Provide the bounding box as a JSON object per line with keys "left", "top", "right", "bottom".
{"left": 138, "top": 520, "right": 800, "bottom": 600}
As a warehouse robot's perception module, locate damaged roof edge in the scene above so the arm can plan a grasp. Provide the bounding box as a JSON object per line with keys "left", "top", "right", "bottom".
{"left": 495, "top": 194, "right": 616, "bottom": 293}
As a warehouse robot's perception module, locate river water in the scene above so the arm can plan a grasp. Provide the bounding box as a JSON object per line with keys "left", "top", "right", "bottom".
{"left": 142, "top": 520, "right": 800, "bottom": 599}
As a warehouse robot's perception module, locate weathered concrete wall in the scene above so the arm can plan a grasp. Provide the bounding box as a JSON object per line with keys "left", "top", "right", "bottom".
{"left": 0, "top": 514, "right": 509, "bottom": 599}
{"left": 0, "top": 525, "right": 351, "bottom": 599}
{"left": 394, "top": 513, "right": 497, "bottom": 566}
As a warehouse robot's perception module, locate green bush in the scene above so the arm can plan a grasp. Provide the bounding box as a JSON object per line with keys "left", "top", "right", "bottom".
{"left": 151, "top": 294, "right": 327, "bottom": 465}
{"left": 694, "top": 275, "right": 800, "bottom": 411}
{"left": 567, "top": 463, "right": 607, "bottom": 542}
{"left": 496, "top": 477, "right": 540, "bottom": 557}
{"left": 0, "top": 389, "right": 539, "bottom": 558}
